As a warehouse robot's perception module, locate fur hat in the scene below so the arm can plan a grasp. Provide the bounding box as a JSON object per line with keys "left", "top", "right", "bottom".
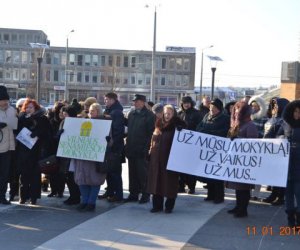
{"left": 132, "top": 94, "right": 146, "bottom": 102}
{"left": 0, "top": 86, "right": 9, "bottom": 101}
{"left": 84, "top": 97, "right": 97, "bottom": 107}
{"left": 211, "top": 98, "right": 223, "bottom": 111}
{"left": 152, "top": 103, "right": 164, "bottom": 114}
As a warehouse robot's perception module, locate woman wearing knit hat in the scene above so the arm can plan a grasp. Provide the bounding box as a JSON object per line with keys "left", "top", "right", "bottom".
{"left": 0, "top": 86, "right": 16, "bottom": 204}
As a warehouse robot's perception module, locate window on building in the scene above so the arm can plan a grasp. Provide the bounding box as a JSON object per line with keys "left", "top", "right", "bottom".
{"left": 53, "top": 70, "right": 59, "bottom": 81}
{"left": 69, "top": 71, "right": 74, "bottom": 82}
{"left": 19, "top": 34, "right": 25, "bottom": 43}
{"left": 146, "top": 75, "right": 151, "bottom": 85}
{"left": 30, "top": 52, "right": 35, "bottom": 63}
{"left": 92, "top": 73, "right": 98, "bottom": 83}
{"left": 20, "top": 69, "right": 27, "bottom": 80}
{"left": 92, "top": 55, "right": 98, "bottom": 66}
{"left": 161, "top": 58, "right": 167, "bottom": 69}
{"left": 0, "top": 70, "right": 2, "bottom": 79}
{"left": 30, "top": 69, "right": 36, "bottom": 80}
{"left": 85, "top": 72, "right": 90, "bottom": 83}
{"left": 5, "top": 69, "right": 11, "bottom": 79}
{"left": 12, "top": 34, "right": 17, "bottom": 43}
{"left": 183, "top": 58, "right": 190, "bottom": 70}
{"left": 21, "top": 51, "right": 27, "bottom": 64}
{"left": 13, "top": 51, "right": 20, "bottom": 63}
{"left": 3, "top": 34, "right": 9, "bottom": 43}
{"left": 5, "top": 50, "right": 11, "bottom": 63}
{"left": 116, "top": 56, "right": 121, "bottom": 67}
{"left": 123, "top": 56, "right": 128, "bottom": 67}
{"left": 101, "top": 55, "right": 106, "bottom": 66}
{"left": 182, "top": 75, "right": 189, "bottom": 86}
{"left": 13, "top": 69, "right": 19, "bottom": 80}
{"left": 61, "top": 54, "right": 66, "bottom": 66}
{"left": 131, "top": 74, "right": 136, "bottom": 85}
{"left": 123, "top": 73, "right": 128, "bottom": 84}
{"left": 145, "top": 56, "right": 151, "bottom": 70}
{"left": 131, "top": 57, "right": 136, "bottom": 68}
{"left": 53, "top": 53, "right": 59, "bottom": 65}
{"left": 69, "top": 54, "right": 75, "bottom": 65}
{"left": 77, "top": 72, "right": 82, "bottom": 82}
{"left": 168, "top": 74, "right": 175, "bottom": 86}
{"left": 108, "top": 55, "right": 113, "bottom": 66}
{"left": 45, "top": 70, "right": 50, "bottom": 81}
{"left": 100, "top": 74, "right": 105, "bottom": 83}
{"left": 175, "top": 74, "right": 181, "bottom": 86}
{"left": 108, "top": 75, "right": 113, "bottom": 84}
{"left": 176, "top": 58, "right": 182, "bottom": 70}
{"left": 160, "top": 76, "right": 166, "bottom": 86}
{"left": 85, "top": 55, "right": 91, "bottom": 66}
{"left": 169, "top": 58, "right": 175, "bottom": 69}
{"left": 77, "top": 55, "right": 83, "bottom": 66}
{"left": 137, "top": 73, "right": 144, "bottom": 85}
{"left": 46, "top": 53, "right": 51, "bottom": 64}
{"left": 0, "top": 51, "right": 4, "bottom": 63}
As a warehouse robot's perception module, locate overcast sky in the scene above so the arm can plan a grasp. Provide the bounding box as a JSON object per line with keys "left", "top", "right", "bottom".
{"left": 1, "top": 0, "right": 300, "bottom": 88}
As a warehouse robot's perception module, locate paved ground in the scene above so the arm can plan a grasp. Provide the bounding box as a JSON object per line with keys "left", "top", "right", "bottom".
{"left": 1, "top": 164, "right": 300, "bottom": 250}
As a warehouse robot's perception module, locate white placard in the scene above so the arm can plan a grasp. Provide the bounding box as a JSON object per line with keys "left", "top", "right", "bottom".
{"left": 167, "top": 129, "right": 290, "bottom": 187}
{"left": 57, "top": 117, "right": 112, "bottom": 162}
{"left": 16, "top": 127, "right": 38, "bottom": 149}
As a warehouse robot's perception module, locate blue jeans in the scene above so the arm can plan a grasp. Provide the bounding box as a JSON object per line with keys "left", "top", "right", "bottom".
{"left": 0, "top": 151, "right": 11, "bottom": 200}
{"left": 79, "top": 185, "right": 101, "bottom": 205}
{"left": 285, "top": 180, "right": 300, "bottom": 213}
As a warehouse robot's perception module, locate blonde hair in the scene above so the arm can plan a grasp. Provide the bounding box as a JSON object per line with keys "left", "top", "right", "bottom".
{"left": 89, "top": 103, "right": 103, "bottom": 117}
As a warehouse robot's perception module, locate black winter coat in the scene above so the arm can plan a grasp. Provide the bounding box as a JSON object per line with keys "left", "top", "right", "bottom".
{"left": 178, "top": 107, "right": 202, "bottom": 131}
{"left": 125, "top": 106, "right": 155, "bottom": 158}
{"left": 104, "top": 100, "right": 125, "bottom": 154}
{"left": 196, "top": 111, "right": 230, "bottom": 137}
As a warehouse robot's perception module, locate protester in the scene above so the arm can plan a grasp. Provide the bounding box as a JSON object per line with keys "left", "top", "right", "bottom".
{"left": 282, "top": 100, "right": 300, "bottom": 226}
{"left": 101, "top": 92, "right": 125, "bottom": 203}
{"left": 59, "top": 105, "right": 81, "bottom": 205}
{"left": 262, "top": 97, "right": 289, "bottom": 206}
{"left": 196, "top": 98, "right": 230, "bottom": 203}
{"left": 47, "top": 101, "right": 65, "bottom": 198}
{"left": 226, "top": 101, "right": 258, "bottom": 218}
{"left": 17, "top": 99, "right": 54, "bottom": 205}
{"left": 248, "top": 96, "right": 268, "bottom": 201}
{"left": 178, "top": 96, "right": 202, "bottom": 194}
{"left": 224, "top": 101, "right": 236, "bottom": 117}
{"left": 147, "top": 104, "right": 186, "bottom": 213}
{"left": 0, "top": 86, "right": 16, "bottom": 205}
{"left": 73, "top": 103, "right": 107, "bottom": 211}
{"left": 152, "top": 103, "right": 164, "bottom": 121}
{"left": 125, "top": 94, "right": 155, "bottom": 203}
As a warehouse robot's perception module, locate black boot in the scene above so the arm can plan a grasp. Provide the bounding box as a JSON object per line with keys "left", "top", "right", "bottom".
{"left": 286, "top": 210, "right": 296, "bottom": 227}
{"left": 262, "top": 192, "right": 277, "bottom": 203}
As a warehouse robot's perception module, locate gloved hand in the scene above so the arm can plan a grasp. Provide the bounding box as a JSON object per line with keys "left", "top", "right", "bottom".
{"left": 230, "top": 137, "right": 237, "bottom": 141}
{"left": 57, "top": 129, "right": 64, "bottom": 137}
{"left": 176, "top": 125, "right": 183, "bottom": 132}
{"left": 105, "top": 136, "right": 111, "bottom": 143}
{"left": 0, "top": 122, "right": 7, "bottom": 129}
{"left": 30, "top": 131, "right": 37, "bottom": 138}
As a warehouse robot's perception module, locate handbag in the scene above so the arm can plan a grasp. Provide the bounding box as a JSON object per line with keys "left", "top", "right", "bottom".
{"left": 38, "top": 155, "right": 58, "bottom": 175}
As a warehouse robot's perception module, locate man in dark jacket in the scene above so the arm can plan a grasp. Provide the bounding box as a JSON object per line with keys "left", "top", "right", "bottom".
{"left": 178, "top": 96, "right": 202, "bottom": 194}
{"left": 103, "top": 92, "right": 125, "bottom": 202}
{"left": 125, "top": 94, "right": 155, "bottom": 203}
{"left": 197, "top": 98, "right": 230, "bottom": 204}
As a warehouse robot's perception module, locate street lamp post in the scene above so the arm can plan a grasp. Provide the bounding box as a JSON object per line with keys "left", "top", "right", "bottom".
{"left": 207, "top": 55, "right": 223, "bottom": 100}
{"left": 150, "top": 7, "right": 157, "bottom": 102}
{"left": 65, "top": 29, "right": 74, "bottom": 101}
{"left": 199, "top": 45, "right": 213, "bottom": 102}
{"left": 29, "top": 43, "right": 49, "bottom": 104}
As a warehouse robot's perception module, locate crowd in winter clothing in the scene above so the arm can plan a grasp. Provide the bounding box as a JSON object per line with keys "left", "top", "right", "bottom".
{"left": 0, "top": 84, "right": 299, "bottom": 226}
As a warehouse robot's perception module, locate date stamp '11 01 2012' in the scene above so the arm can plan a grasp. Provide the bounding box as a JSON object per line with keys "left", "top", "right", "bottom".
{"left": 247, "top": 226, "right": 300, "bottom": 236}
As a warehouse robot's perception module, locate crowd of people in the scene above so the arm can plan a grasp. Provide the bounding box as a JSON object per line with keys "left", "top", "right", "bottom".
{"left": 0, "top": 85, "right": 299, "bottom": 227}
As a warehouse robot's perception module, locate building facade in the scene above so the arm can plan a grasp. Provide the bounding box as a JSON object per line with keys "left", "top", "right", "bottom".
{"left": 0, "top": 28, "right": 195, "bottom": 106}
{"left": 280, "top": 61, "right": 300, "bottom": 100}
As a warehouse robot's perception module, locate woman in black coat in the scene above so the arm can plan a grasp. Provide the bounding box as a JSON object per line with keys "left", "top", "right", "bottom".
{"left": 17, "top": 99, "right": 54, "bottom": 205}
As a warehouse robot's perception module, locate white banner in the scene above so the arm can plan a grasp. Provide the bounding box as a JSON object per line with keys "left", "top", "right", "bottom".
{"left": 167, "top": 130, "right": 290, "bottom": 187}
{"left": 16, "top": 127, "right": 38, "bottom": 149}
{"left": 57, "top": 117, "right": 112, "bottom": 162}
